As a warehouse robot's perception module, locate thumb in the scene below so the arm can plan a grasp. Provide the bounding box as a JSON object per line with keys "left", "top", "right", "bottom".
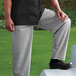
{"left": 57, "top": 13, "right": 63, "bottom": 21}
{"left": 10, "top": 23, "right": 14, "bottom": 32}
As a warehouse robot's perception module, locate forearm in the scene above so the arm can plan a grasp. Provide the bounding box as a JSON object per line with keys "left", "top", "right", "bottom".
{"left": 48, "top": 0, "right": 61, "bottom": 12}
{"left": 4, "top": 0, "right": 12, "bottom": 19}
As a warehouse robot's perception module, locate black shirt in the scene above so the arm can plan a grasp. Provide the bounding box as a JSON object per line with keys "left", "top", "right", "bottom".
{"left": 11, "top": 0, "right": 44, "bottom": 25}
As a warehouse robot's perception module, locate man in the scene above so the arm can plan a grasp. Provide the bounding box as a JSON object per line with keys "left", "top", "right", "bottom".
{"left": 4, "top": 0, "right": 72, "bottom": 76}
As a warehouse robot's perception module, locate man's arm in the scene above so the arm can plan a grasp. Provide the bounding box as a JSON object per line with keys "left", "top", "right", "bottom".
{"left": 4, "top": 0, "right": 14, "bottom": 32}
{"left": 48, "top": 0, "right": 68, "bottom": 21}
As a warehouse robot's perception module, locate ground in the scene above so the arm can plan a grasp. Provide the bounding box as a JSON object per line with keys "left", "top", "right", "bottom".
{"left": 0, "top": 26, "right": 76, "bottom": 76}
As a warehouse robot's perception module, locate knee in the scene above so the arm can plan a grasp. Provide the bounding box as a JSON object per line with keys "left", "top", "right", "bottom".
{"left": 64, "top": 18, "right": 71, "bottom": 28}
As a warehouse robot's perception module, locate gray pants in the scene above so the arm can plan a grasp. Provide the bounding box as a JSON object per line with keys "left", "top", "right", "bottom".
{"left": 12, "top": 8, "right": 71, "bottom": 76}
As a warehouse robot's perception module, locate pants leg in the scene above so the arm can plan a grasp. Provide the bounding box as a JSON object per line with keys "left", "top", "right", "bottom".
{"left": 12, "top": 25, "right": 34, "bottom": 76}
{"left": 35, "top": 8, "right": 71, "bottom": 60}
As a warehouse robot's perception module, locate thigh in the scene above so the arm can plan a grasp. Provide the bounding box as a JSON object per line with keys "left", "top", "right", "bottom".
{"left": 12, "top": 25, "right": 34, "bottom": 40}
{"left": 36, "top": 8, "right": 67, "bottom": 33}
{"left": 12, "top": 25, "right": 34, "bottom": 52}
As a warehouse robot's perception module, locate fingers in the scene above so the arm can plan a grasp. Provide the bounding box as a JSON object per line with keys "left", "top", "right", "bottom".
{"left": 6, "top": 25, "right": 11, "bottom": 31}
{"left": 57, "top": 13, "right": 63, "bottom": 21}
{"left": 61, "top": 13, "right": 68, "bottom": 21}
{"left": 61, "top": 13, "right": 65, "bottom": 20}
{"left": 64, "top": 15, "right": 68, "bottom": 21}
{"left": 6, "top": 24, "right": 15, "bottom": 32}
{"left": 58, "top": 13, "right": 68, "bottom": 22}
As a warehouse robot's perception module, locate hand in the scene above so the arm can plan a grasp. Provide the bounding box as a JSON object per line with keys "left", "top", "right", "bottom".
{"left": 5, "top": 17, "right": 15, "bottom": 32}
{"left": 56, "top": 10, "right": 68, "bottom": 22}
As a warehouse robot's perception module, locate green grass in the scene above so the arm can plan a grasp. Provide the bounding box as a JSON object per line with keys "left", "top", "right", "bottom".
{"left": 0, "top": 27, "right": 76, "bottom": 76}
